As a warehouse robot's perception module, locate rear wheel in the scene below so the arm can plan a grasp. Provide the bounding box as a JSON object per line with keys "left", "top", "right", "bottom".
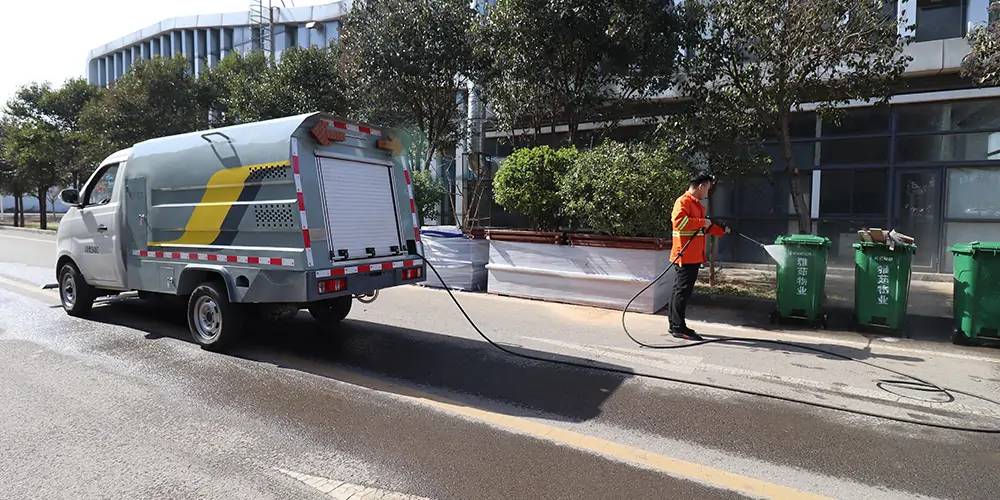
{"left": 187, "top": 281, "right": 244, "bottom": 351}
{"left": 308, "top": 296, "right": 353, "bottom": 327}
{"left": 58, "top": 263, "right": 96, "bottom": 317}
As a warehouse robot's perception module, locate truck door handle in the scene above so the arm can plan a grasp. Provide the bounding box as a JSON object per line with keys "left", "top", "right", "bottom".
{"left": 97, "top": 224, "right": 108, "bottom": 232}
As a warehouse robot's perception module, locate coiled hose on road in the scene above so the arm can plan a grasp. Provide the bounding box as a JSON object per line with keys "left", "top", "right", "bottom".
{"left": 416, "top": 233, "right": 1000, "bottom": 434}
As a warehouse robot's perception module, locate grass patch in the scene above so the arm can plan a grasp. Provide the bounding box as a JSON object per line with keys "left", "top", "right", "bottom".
{"left": 695, "top": 271, "right": 776, "bottom": 300}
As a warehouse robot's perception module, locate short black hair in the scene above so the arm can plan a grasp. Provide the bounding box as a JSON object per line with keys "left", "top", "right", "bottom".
{"left": 689, "top": 171, "right": 716, "bottom": 187}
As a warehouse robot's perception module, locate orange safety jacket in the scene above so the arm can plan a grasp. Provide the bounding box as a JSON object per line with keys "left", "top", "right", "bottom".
{"left": 670, "top": 191, "right": 725, "bottom": 265}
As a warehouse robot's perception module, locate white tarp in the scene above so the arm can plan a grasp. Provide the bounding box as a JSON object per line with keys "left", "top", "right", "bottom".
{"left": 486, "top": 240, "right": 673, "bottom": 314}
{"left": 419, "top": 226, "right": 489, "bottom": 291}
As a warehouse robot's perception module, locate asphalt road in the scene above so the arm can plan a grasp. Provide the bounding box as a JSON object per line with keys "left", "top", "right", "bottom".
{"left": 1, "top": 227, "right": 998, "bottom": 500}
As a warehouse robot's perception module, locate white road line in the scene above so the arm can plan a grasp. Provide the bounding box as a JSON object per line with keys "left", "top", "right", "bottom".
{"left": 275, "top": 468, "right": 433, "bottom": 499}
{"left": 0, "top": 233, "right": 54, "bottom": 243}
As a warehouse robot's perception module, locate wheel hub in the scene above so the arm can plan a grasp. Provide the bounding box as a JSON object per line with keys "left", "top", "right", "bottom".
{"left": 194, "top": 296, "right": 222, "bottom": 342}
{"left": 61, "top": 274, "right": 76, "bottom": 308}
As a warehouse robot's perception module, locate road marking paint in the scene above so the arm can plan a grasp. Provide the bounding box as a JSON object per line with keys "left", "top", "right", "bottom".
{"left": 0, "top": 233, "right": 54, "bottom": 243}
{"left": 0, "top": 275, "right": 57, "bottom": 297}
{"left": 308, "top": 364, "right": 831, "bottom": 500}
{"left": 275, "top": 468, "right": 432, "bottom": 499}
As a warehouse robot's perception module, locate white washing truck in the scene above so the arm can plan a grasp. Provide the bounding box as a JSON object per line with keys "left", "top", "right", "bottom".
{"left": 52, "top": 112, "right": 426, "bottom": 350}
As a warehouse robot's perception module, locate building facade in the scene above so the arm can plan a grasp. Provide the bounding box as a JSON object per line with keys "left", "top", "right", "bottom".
{"left": 85, "top": 1, "right": 349, "bottom": 86}
{"left": 479, "top": 0, "right": 1000, "bottom": 274}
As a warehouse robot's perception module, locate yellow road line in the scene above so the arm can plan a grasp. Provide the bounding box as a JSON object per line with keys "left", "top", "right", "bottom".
{"left": 317, "top": 364, "right": 831, "bottom": 500}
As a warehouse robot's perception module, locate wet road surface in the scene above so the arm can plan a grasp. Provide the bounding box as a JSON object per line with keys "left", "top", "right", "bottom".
{"left": 1, "top": 228, "right": 999, "bottom": 500}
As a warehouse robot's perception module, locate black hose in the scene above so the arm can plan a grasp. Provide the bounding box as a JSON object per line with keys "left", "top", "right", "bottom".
{"left": 416, "top": 235, "right": 1000, "bottom": 433}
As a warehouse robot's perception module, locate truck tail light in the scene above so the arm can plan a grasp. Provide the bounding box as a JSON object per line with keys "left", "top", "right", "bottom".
{"left": 318, "top": 277, "right": 347, "bottom": 294}
{"left": 402, "top": 267, "right": 422, "bottom": 280}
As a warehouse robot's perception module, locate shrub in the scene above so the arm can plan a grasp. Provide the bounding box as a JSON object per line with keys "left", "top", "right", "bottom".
{"left": 411, "top": 168, "right": 443, "bottom": 223}
{"left": 561, "top": 141, "right": 689, "bottom": 238}
{"left": 492, "top": 145, "right": 578, "bottom": 231}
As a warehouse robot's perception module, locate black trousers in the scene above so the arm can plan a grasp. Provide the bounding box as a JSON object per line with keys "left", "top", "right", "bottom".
{"left": 668, "top": 263, "right": 701, "bottom": 331}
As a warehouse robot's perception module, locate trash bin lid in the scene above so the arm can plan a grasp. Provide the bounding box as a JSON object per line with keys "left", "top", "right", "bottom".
{"left": 852, "top": 241, "right": 918, "bottom": 253}
{"left": 949, "top": 241, "right": 1000, "bottom": 256}
{"left": 775, "top": 234, "right": 831, "bottom": 247}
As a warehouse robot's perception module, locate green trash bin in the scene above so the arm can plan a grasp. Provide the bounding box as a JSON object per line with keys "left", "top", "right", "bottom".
{"left": 949, "top": 241, "right": 1000, "bottom": 345}
{"left": 852, "top": 241, "right": 916, "bottom": 331}
{"left": 770, "top": 234, "right": 832, "bottom": 328}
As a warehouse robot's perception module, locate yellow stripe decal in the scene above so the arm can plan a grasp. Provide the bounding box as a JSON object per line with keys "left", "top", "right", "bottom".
{"left": 680, "top": 216, "right": 690, "bottom": 229}
{"left": 150, "top": 161, "right": 291, "bottom": 246}
{"left": 673, "top": 231, "right": 700, "bottom": 237}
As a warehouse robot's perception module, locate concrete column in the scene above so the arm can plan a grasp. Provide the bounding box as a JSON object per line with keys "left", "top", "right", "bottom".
{"left": 105, "top": 56, "right": 112, "bottom": 84}
{"left": 207, "top": 29, "right": 219, "bottom": 69}
{"left": 171, "top": 31, "right": 181, "bottom": 58}
{"left": 222, "top": 28, "right": 233, "bottom": 59}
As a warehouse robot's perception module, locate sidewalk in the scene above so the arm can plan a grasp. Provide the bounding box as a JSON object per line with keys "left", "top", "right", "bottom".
{"left": 694, "top": 265, "right": 958, "bottom": 341}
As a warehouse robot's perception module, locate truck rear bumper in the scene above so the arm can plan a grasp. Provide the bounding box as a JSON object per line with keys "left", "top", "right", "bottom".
{"left": 236, "top": 256, "right": 425, "bottom": 304}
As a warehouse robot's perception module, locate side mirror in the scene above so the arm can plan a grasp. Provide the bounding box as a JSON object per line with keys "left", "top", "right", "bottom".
{"left": 59, "top": 189, "right": 80, "bottom": 206}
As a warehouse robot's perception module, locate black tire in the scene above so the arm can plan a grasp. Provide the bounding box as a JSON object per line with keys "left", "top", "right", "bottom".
{"left": 308, "top": 296, "right": 353, "bottom": 327}
{"left": 186, "top": 281, "right": 244, "bottom": 351}
{"left": 820, "top": 314, "right": 829, "bottom": 330}
{"left": 58, "top": 263, "right": 96, "bottom": 317}
{"left": 951, "top": 328, "right": 969, "bottom": 346}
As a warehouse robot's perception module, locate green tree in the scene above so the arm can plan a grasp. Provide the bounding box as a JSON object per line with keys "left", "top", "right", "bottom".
{"left": 78, "top": 55, "right": 212, "bottom": 165}
{"left": 963, "top": 3, "right": 1000, "bottom": 86}
{"left": 2, "top": 80, "right": 100, "bottom": 229}
{"left": 561, "top": 140, "right": 688, "bottom": 238}
{"left": 0, "top": 122, "right": 30, "bottom": 227}
{"left": 474, "top": 0, "right": 687, "bottom": 146}
{"left": 341, "top": 0, "right": 478, "bottom": 171}
{"left": 493, "top": 145, "right": 578, "bottom": 231}
{"left": 678, "top": 0, "right": 911, "bottom": 234}
{"left": 203, "top": 44, "right": 350, "bottom": 127}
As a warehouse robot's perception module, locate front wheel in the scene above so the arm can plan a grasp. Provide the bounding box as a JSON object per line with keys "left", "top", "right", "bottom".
{"left": 58, "top": 263, "right": 96, "bottom": 317}
{"left": 187, "top": 281, "right": 244, "bottom": 351}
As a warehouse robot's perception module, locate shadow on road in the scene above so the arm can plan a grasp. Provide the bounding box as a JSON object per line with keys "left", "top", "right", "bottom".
{"left": 82, "top": 298, "right": 636, "bottom": 424}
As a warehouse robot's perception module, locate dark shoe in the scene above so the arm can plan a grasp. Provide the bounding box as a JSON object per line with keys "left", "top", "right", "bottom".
{"left": 669, "top": 329, "right": 704, "bottom": 341}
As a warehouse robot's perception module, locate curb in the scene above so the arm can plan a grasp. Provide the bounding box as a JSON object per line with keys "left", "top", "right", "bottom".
{"left": 689, "top": 292, "right": 954, "bottom": 341}
{"left": 0, "top": 225, "right": 57, "bottom": 236}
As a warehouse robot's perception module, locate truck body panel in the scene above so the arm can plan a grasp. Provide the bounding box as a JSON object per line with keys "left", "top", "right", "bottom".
{"left": 56, "top": 112, "right": 425, "bottom": 307}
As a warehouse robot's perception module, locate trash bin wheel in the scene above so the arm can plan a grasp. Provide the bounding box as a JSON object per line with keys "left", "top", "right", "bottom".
{"left": 951, "top": 328, "right": 969, "bottom": 346}
{"left": 819, "top": 314, "right": 829, "bottom": 330}
{"left": 768, "top": 310, "right": 780, "bottom": 325}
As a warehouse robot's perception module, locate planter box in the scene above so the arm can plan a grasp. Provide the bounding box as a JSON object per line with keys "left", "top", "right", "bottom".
{"left": 487, "top": 231, "right": 674, "bottom": 313}
{"left": 418, "top": 226, "right": 489, "bottom": 291}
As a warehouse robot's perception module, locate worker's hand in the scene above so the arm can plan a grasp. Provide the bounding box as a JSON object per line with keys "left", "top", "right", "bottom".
{"left": 724, "top": 226, "right": 731, "bottom": 234}
{"left": 703, "top": 218, "right": 712, "bottom": 228}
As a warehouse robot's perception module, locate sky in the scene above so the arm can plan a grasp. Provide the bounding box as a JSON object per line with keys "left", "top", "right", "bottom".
{"left": 1, "top": 0, "right": 332, "bottom": 106}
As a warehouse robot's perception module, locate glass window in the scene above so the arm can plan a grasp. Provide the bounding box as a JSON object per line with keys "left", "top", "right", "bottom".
{"left": 896, "top": 100, "right": 1000, "bottom": 133}
{"left": 818, "top": 137, "right": 889, "bottom": 165}
{"left": 818, "top": 219, "right": 890, "bottom": 265}
{"left": 853, "top": 169, "right": 889, "bottom": 215}
{"left": 914, "top": 0, "right": 966, "bottom": 42}
{"left": 943, "top": 221, "right": 1000, "bottom": 271}
{"left": 708, "top": 177, "right": 735, "bottom": 217}
{"left": 764, "top": 142, "right": 815, "bottom": 169}
{"left": 84, "top": 164, "right": 120, "bottom": 206}
{"left": 737, "top": 172, "right": 811, "bottom": 217}
{"left": 896, "top": 132, "right": 1000, "bottom": 162}
{"left": 820, "top": 107, "right": 890, "bottom": 136}
{"left": 819, "top": 170, "right": 853, "bottom": 215}
{"left": 946, "top": 167, "right": 1000, "bottom": 219}
{"left": 732, "top": 219, "right": 791, "bottom": 264}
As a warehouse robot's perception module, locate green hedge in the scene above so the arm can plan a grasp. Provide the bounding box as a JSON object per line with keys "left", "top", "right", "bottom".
{"left": 492, "top": 145, "right": 578, "bottom": 231}
{"left": 493, "top": 141, "right": 691, "bottom": 238}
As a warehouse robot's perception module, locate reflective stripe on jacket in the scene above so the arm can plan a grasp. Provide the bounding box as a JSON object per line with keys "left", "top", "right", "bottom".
{"left": 670, "top": 191, "right": 724, "bottom": 265}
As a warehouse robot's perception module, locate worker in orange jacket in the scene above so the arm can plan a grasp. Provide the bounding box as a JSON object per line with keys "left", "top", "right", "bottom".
{"left": 668, "top": 171, "right": 730, "bottom": 340}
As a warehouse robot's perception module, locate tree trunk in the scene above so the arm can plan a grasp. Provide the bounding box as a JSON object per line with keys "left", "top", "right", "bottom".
{"left": 14, "top": 196, "right": 22, "bottom": 227}
{"left": 38, "top": 187, "right": 48, "bottom": 231}
{"left": 780, "top": 113, "right": 812, "bottom": 234}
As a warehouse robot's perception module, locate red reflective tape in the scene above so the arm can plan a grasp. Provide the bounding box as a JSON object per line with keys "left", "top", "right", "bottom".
{"left": 269, "top": 257, "right": 282, "bottom": 265}
{"left": 333, "top": 121, "right": 347, "bottom": 130}
{"left": 296, "top": 192, "right": 306, "bottom": 211}
{"left": 139, "top": 250, "right": 148, "bottom": 257}
{"left": 404, "top": 260, "right": 415, "bottom": 267}
{"left": 359, "top": 126, "right": 372, "bottom": 134}
{"left": 357, "top": 265, "right": 371, "bottom": 273}
{"left": 329, "top": 268, "right": 346, "bottom": 276}
{"left": 153, "top": 251, "right": 164, "bottom": 258}
{"left": 247, "top": 256, "right": 260, "bottom": 264}
{"left": 301, "top": 230, "right": 311, "bottom": 249}
{"left": 403, "top": 169, "right": 411, "bottom": 184}
{"left": 413, "top": 228, "right": 421, "bottom": 242}
{"left": 292, "top": 155, "right": 300, "bottom": 174}
{"left": 206, "top": 254, "right": 217, "bottom": 261}
{"left": 186, "top": 253, "right": 196, "bottom": 260}
{"left": 224, "top": 255, "right": 236, "bottom": 263}
{"left": 409, "top": 199, "right": 417, "bottom": 213}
